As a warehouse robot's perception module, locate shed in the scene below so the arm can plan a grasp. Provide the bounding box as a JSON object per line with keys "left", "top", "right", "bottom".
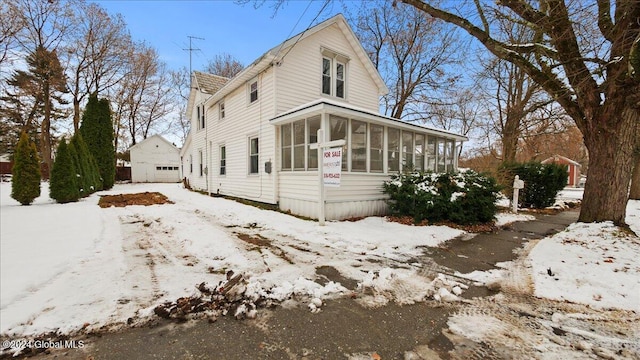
{"left": 541, "top": 155, "right": 582, "bottom": 187}
{"left": 130, "top": 135, "right": 180, "bottom": 183}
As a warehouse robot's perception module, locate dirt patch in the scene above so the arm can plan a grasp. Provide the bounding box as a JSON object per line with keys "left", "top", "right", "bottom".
{"left": 236, "top": 233, "right": 271, "bottom": 247}
{"left": 98, "top": 192, "right": 174, "bottom": 208}
{"left": 235, "top": 232, "right": 294, "bottom": 265}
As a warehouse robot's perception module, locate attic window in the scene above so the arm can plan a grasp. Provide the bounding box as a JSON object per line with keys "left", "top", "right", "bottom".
{"left": 321, "top": 49, "right": 348, "bottom": 99}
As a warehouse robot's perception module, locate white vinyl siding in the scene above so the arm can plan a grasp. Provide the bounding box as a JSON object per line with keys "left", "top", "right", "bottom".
{"left": 274, "top": 23, "right": 380, "bottom": 114}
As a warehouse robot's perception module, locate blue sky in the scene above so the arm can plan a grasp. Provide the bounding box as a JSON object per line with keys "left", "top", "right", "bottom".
{"left": 93, "top": 0, "right": 350, "bottom": 71}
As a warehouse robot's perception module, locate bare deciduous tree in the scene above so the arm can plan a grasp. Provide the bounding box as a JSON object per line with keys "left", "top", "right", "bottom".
{"left": 10, "top": 0, "right": 76, "bottom": 171}
{"left": 204, "top": 53, "right": 243, "bottom": 78}
{"left": 64, "top": 2, "right": 131, "bottom": 131}
{"left": 168, "top": 66, "right": 191, "bottom": 143}
{"left": 354, "top": 2, "right": 459, "bottom": 119}
{"left": 110, "top": 43, "right": 174, "bottom": 151}
{"left": 402, "top": 0, "right": 640, "bottom": 226}
{"left": 0, "top": 2, "right": 24, "bottom": 76}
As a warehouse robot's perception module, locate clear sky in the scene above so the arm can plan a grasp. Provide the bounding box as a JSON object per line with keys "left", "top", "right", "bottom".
{"left": 92, "top": 0, "right": 350, "bottom": 72}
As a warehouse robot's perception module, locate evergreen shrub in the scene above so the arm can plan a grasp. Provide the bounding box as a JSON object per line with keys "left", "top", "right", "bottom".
{"left": 499, "top": 161, "right": 568, "bottom": 208}
{"left": 383, "top": 170, "right": 502, "bottom": 225}
{"left": 50, "top": 140, "right": 80, "bottom": 203}
{"left": 11, "top": 132, "right": 41, "bottom": 205}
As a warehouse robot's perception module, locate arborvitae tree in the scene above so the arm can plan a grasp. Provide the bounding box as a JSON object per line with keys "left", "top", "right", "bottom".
{"left": 49, "top": 140, "right": 80, "bottom": 203}
{"left": 70, "top": 133, "right": 101, "bottom": 196}
{"left": 80, "top": 94, "right": 115, "bottom": 190}
{"left": 68, "top": 137, "right": 85, "bottom": 196}
{"left": 11, "top": 132, "right": 41, "bottom": 205}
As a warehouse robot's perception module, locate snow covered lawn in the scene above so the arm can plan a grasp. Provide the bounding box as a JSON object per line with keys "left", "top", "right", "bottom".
{"left": 1, "top": 182, "right": 467, "bottom": 337}
{"left": 2, "top": 181, "right": 638, "bottom": 359}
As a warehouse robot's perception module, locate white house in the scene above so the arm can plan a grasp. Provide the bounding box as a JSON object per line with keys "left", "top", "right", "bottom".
{"left": 130, "top": 135, "right": 181, "bottom": 183}
{"left": 181, "top": 14, "right": 467, "bottom": 220}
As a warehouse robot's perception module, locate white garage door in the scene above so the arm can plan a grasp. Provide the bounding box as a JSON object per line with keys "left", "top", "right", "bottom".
{"left": 154, "top": 165, "right": 180, "bottom": 183}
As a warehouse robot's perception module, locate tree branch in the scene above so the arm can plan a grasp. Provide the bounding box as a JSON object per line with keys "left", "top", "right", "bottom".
{"left": 401, "top": 0, "right": 583, "bottom": 123}
{"left": 596, "top": 0, "right": 615, "bottom": 42}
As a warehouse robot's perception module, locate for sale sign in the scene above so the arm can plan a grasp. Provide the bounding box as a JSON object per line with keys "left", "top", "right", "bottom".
{"left": 322, "top": 147, "right": 342, "bottom": 187}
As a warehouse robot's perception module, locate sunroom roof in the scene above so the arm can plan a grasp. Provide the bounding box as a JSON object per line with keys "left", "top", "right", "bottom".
{"left": 269, "top": 99, "right": 468, "bottom": 142}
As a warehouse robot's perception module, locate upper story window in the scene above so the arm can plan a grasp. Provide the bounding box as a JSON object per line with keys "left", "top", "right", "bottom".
{"left": 196, "top": 105, "right": 205, "bottom": 130}
{"left": 321, "top": 49, "right": 348, "bottom": 99}
{"left": 219, "top": 102, "right": 225, "bottom": 120}
{"left": 249, "top": 79, "right": 258, "bottom": 104}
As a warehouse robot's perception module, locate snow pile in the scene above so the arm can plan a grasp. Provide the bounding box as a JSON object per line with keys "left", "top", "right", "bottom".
{"left": 529, "top": 220, "right": 640, "bottom": 311}
{"left": 494, "top": 212, "right": 536, "bottom": 227}
{"left": 356, "top": 268, "right": 467, "bottom": 307}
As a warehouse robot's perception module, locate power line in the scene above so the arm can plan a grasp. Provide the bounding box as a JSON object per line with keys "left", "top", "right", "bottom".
{"left": 277, "top": 0, "right": 331, "bottom": 64}
{"left": 183, "top": 35, "right": 204, "bottom": 75}
{"left": 271, "top": 0, "right": 314, "bottom": 61}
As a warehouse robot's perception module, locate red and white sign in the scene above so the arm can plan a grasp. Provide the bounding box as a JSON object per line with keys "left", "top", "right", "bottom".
{"left": 322, "top": 147, "right": 342, "bottom": 187}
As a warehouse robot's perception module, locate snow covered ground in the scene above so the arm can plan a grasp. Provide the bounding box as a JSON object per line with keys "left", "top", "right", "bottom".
{"left": 1, "top": 182, "right": 639, "bottom": 359}
{"left": 1, "top": 182, "right": 473, "bottom": 337}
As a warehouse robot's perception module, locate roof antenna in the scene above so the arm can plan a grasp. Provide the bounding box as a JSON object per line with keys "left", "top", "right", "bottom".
{"left": 183, "top": 35, "right": 204, "bottom": 75}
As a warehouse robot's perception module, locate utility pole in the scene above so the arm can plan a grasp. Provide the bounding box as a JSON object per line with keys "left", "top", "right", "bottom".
{"left": 183, "top": 35, "right": 204, "bottom": 75}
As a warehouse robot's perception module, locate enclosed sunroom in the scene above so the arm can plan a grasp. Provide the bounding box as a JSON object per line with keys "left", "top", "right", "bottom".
{"left": 271, "top": 100, "right": 468, "bottom": 220}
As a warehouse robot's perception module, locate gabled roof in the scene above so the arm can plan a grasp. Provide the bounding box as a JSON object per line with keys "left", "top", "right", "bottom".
{"left": 203, "top": 13, "right": 388, "bottom": 108}
{"left": 541, "top": 155, "right": 582, "bottom": 167}
{"left": 192, "top": 71, "right": 229, "bottom": 94}
{"left": 186, "top": 72, "right": 230, "bottom": 120}
{"left": 129, "top": 134, "right": 179, "bottom": 152}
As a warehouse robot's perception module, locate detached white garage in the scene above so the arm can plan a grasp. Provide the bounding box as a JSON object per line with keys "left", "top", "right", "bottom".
{"left": 130, "top": 135, "right": 181, "bottom": 183}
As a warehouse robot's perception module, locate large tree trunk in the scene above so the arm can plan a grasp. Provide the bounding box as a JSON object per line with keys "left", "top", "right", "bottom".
{"left": 502, "top": 111, "right": 520, "bottom": 163}
{"left": 579, "top": 105, "right": 638, "bottom": 225}
{"left": 41, "top": 83, "right": 52, "bottom": 178}
{"left": 630, "top": 151, "right": 640, "bottom": 200}
{"left": 73, "top": 97, "right": 81, "bottom": 132}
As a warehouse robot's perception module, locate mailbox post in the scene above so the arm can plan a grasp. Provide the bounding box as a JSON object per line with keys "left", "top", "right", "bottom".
{"left": 513, "top": 175, "right": 525, "bottom": 213}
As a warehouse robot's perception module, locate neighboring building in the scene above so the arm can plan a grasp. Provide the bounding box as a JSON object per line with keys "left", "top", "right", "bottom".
{"left": 0, "top": 153, "right": 11, "bottom": 176}
{"left": 130, "top": 135, "right": 181, "bottom": 183}
{"left": 541, "top": 155, "right": 582, "bottom": 187}
{"left": 181, "top": 14, "right": 467, "bottom": 220}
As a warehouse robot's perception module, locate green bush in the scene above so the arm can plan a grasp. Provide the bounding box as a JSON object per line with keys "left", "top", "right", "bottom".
{"left": 70, "top": 133, "right": 101, "bottom": 196}
{"left": 383, "top": 170, "right": 502, "bottom": 225}
{"left": 11, "top": 132, "right": 41, "bottom": 205}
{"left": 499, "top": 161, "right": 568, "bottom": 208}
{"left": 49, "top": 140, "right": 80, "bottom": 203}
{"left": 80, "top": 94, "right": 115, "bottom": 190}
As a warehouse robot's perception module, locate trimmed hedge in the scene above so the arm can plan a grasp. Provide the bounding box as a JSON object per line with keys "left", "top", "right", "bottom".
{"left": 498, "top": 161, "right": 568, "bottom": 209}
{"left": 383, "top": 170, "right": 502, "bottom": 225}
